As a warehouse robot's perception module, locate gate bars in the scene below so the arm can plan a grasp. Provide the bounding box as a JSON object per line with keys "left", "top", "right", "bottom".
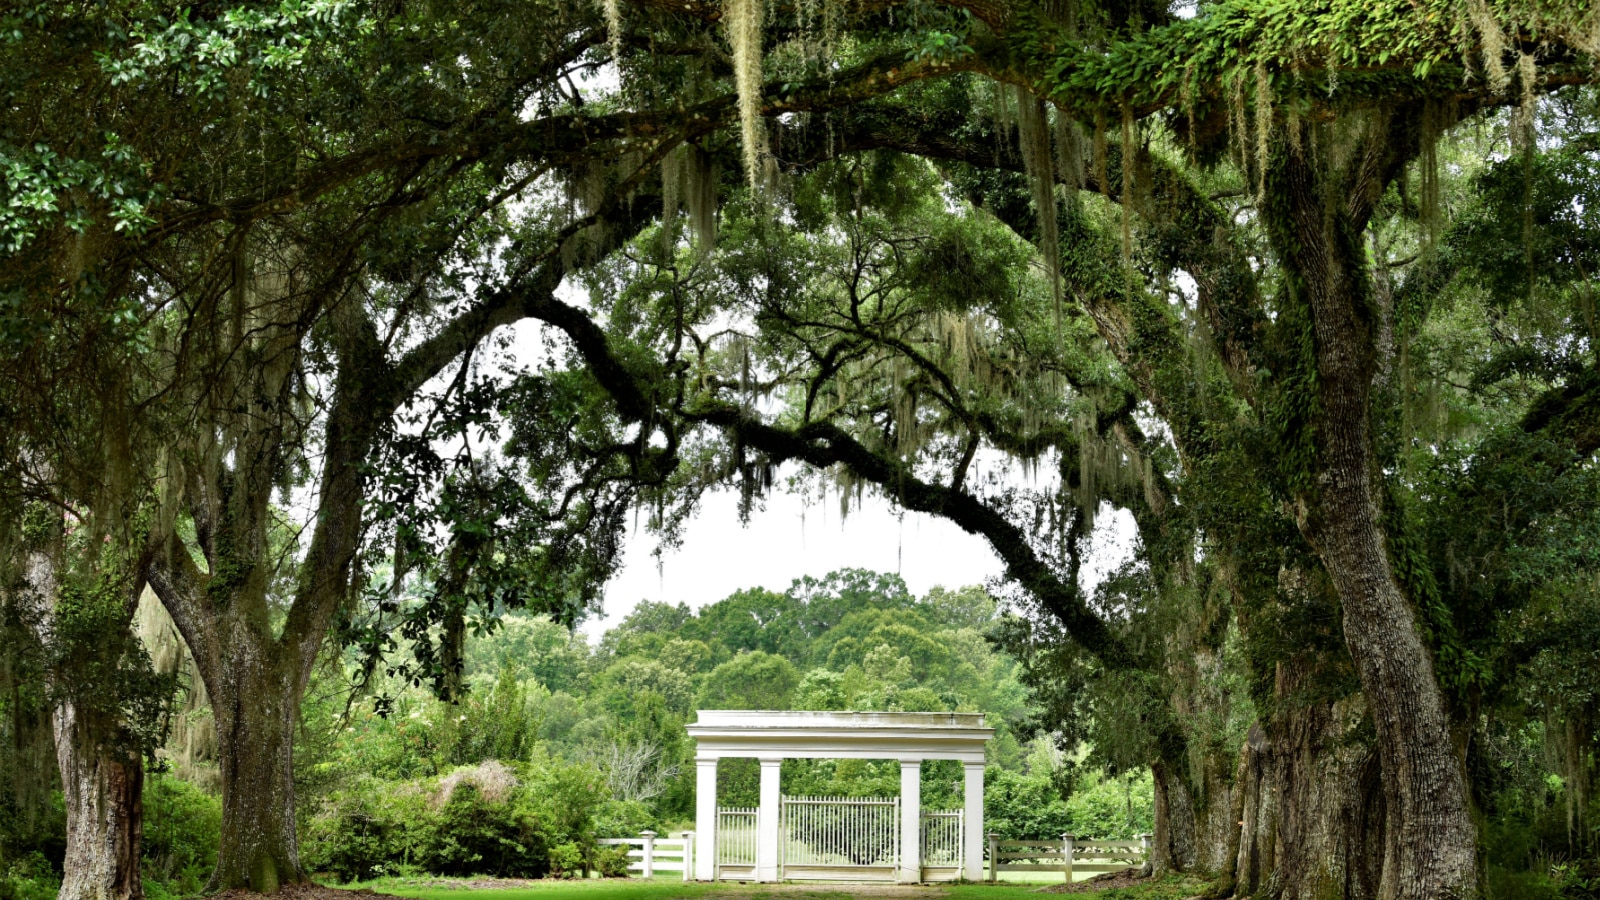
{"left": 714, "top": 797, "right": 964, "bottom": 880}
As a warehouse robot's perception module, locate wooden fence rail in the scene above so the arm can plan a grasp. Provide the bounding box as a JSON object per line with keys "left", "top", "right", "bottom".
{"left": 986, "top": 833, "right": 1152, "bottom": 882}
{"left": 595, "top": 831, "right": 695, "bottom": 880}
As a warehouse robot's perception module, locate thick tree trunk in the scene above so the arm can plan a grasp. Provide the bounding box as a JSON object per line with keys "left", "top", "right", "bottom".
{"left": 1150, "top": 760, "right": 1199, "bottom": 874}
{"left": 20, "top": 534, "right": 149, "bottom": 900}
{"left": 143, "top": 349, "right": 386, "bottom": 893}
{"left": 1262, "top": 669, "right": 1386, "bottom": 900}
{"left": 52, "top": 700, "right": 145, "bottom": 900}
{"left": 1265, "top": 144, "right": 1478, "bottom": 899}
{"left": 1149, "top": 744, "right": 1241, "bottom": 877}
{"left": 198, "top": 627, "right": 309, "bottom": 893}
{"left": 1234, "top": 723, "right": 1275, "bottom": 896}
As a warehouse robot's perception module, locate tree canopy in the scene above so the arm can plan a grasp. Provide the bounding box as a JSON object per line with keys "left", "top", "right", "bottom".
{"left": 2, "top": 0, "right": 1599, "bottom": 898}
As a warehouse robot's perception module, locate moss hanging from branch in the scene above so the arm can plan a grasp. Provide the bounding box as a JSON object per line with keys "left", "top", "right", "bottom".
{"left": 1120, "top": 104, "right": 1135, "bottom": 259}
{"left": 1417, "top": 100, "right": 1453, "bottom": 248}
{"left": 1093, "top": 111, "right": 1109, "bottom": 202}
{"left": 1466, "top": 0, "right": 1512, "bottom": 94}
{"left": 600, "top": 0, "right": 624, "bottom": 65}
{"left": 660, "top": 144, "right": 718, "bottom": 252}
{"left": 1012, "top": 85, "right": 1062, "bottom": 311}
{"left": 725, "top": 0, "right": 770, "bottom": 190}
{"left": 1054, "top": 111, "right": 1087, "bottom": 209}
{"left": 1253, "top": 62, "right": 1272, "bottom": 201}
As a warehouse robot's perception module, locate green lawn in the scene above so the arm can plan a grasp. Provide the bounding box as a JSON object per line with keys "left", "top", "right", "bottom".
{"left": 352, "top": 873, "right": 1210, "bottom": 900}
{"left": 362, "top": 882, "right": 729, "bottom": 900}
{"left": 357, "top": 877, "right": 1044, "bottom": 900}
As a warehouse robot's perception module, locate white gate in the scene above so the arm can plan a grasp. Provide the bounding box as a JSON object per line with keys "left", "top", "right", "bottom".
{"left": 920, "top": 809, "right": 964, "bottom": 880}
{"left": 780, "top": 796, "right": 899, "bottom": 881}
{"left": 715, "top": 807, "right": 757, "bottom": 880}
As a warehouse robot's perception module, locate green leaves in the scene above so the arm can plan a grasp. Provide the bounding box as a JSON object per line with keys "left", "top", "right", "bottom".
{"left": 97, "top": 0, "right": 358, "bottom": 94}
{"left": 908, "top": 29, "right": 974, "bottom": 63}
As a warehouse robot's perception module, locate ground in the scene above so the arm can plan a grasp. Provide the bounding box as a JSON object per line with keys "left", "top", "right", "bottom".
{"left": 309, "top": 873, "right": 1213, "bottom": 900}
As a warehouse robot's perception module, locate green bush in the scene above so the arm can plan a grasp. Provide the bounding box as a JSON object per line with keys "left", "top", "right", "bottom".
{"left": 421, "top": 782, "right": 549, "bottom": 878}
{"left": 984, "top": 766, "right": 1154, "bottom": 841}
{"left": 0, "top": 852, "right": 58, "bottom": 900}
{"left": 302, "top": 777, "right": 433, "bottom": 882}
{"left": 1487, "top": 865, "right": 1562, "bottom": 900}
{"left": 591, "top": 800, "right": 654, "bottom": 839}
{"left": 142, "top": 775, "right": 220, "bottom": 893}
{"left": 985, "top": 768, "right": 1073, "bottom": 840}
{"left": 547, "top": 842, "right": 583, "bottom": 879}
{"left": 306, "top": 772, "right": 555, "bottom": 881}
{"left": 591, "top": 845, "right": 630, "bottom": 878}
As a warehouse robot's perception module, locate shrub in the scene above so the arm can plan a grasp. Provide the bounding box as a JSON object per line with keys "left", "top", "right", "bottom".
{"left": 591, "top": 800, "right": 654, "bottom": 839}
{"left": 142, "top": 775, "right": 220, "bottom": 892}
{"left": 591, "top": 845, "right": 630, "bottom": 878}
{"left": 547, "top": 842, "right": 583, "bottom": 879}
{"left": 0, "top": 852, "right": 58, "bottom": 900}
{"left": 421, "top": 782, "right": 549, "bottom": 878}
{"left": 1486, "top": 865, "right": 1561, "bottom": 900}
{"left": 302, "top": 778, "right": 431, "bottom": 883}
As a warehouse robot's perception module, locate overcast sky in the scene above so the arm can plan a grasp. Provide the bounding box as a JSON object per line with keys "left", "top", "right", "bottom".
{"left": 582, "top": 471, "right": 1140, "bottom": 641}
{"left": 583, "top": 478, "right": 1004, "bottom": 639}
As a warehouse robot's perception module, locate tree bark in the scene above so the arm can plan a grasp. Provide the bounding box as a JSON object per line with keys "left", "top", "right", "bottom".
{"left": 201, "top": 637, "right": 307, "bottom": 894}
{"left": 1150, "top": 761, "right": 1199, "bottom": 874}
{"left": 15, "top": 528, "right": 151, "bottom": 900}
{"left": 1266, "top": 141, "right": 1478, "bottom": 899}
{"left": 53, "top": 699, "right": 145, "bottom": 900}
{"left": 144, "top": 545, "right": 316, "bottom": 894}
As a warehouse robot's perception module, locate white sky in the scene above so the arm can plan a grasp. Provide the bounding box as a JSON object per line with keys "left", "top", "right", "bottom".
{"left": 583, "top": 476, "right": 1140, "bottom": 641}
{"left": 584, "top": 482, "right": 1004, "bottom": 638}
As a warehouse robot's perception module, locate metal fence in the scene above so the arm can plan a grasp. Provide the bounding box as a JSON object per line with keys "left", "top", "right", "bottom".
{"left": 716, "top": 807, "right": 758, "bottom": 868}
{"left": 780, "top": 796, "right": 900, "bottom": 867}
{"left": 920, "top": 810, "right": 964, "bottom": 868}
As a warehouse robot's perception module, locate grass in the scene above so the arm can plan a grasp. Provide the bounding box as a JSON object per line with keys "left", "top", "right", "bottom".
{"left": 352, "top": 873, "right": 1210, "bottom": 900}
{"left": 359, "top": 877, "right": 1043, "bottom": 899}
{"left": 357, "top": 879, "right": 731, "bottom": 900}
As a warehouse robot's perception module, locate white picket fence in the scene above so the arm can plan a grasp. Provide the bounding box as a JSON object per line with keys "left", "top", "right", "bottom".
{"left": 986, "top": 833, "right": 1152, "bottom": 881}
{"left": 595, "top": 830, "right": 694, "bottom": 879}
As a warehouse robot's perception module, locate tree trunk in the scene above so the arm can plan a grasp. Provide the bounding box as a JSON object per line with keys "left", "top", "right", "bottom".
{"left": 52, "top": 699, "right": 145, "bottom": 900}
{"left": 1234, "top": 723, "right": 1275, "bottom": 896}
{"left": 19, "top": 531, "right": 150, "bottom": 900}
{"left": 198, "top": 626, "right": 309, "bottom": 893}
{"left": 1149, "top": 742, "right": 1242, "bottom": 877}
{"left": 1258, "top": 665, "right": 1386, "bottom": 900}
{"left": 1266, "top": 142, "right": 1478, "bottom": 900}
{"left": 1150, "top": 760, "right": 1199, "bottom": 874}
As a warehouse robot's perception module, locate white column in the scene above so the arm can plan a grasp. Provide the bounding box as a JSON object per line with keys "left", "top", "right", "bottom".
{"left": 899, "top": 759, "right": 922, "bottom": 883}
{"left": 963, "top": 761, "right": 985, "bottom": 881}
{"left": 756, "top": 757, "right": 783, "bottom": 882}
{"left": 694, "top": 757, "right": 718, "bottom": 881}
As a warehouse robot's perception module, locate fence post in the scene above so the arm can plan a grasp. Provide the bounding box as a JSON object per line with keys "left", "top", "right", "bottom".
{"left": 639, "top": 830, "right": 657, "bottom": 879}
{"left": 681, "top": 832, "right": 694, "bottom": 882}
{"left": 1139, "top": 832, "right": 1152, "bottom": 865}
{"left": 987, "top": 833, "right": 999, "bottom": 882}
{"left": 1062, "top": 833, "right": 1075, "bottom": 883}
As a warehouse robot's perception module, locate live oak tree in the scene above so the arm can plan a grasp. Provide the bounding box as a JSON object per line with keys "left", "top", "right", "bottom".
{"left": 0, "top": 29, "right": 186, "bottom": 889}
{"left": 6, "top": 0, "right": 1600, "bottom": 897}
{"left": 3, "top": 0, "right": 963, "bottom": 890}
